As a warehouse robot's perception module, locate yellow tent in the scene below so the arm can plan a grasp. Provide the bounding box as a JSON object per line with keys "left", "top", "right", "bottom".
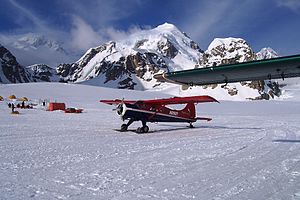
{"left": 0, "top": 96, "right": 3, "bottom": 101}
{"left": 18, "top": 97, "right": 29, "bottom": 101}
{"left": 8, "top": 95, "right": 16, "bottom": 100}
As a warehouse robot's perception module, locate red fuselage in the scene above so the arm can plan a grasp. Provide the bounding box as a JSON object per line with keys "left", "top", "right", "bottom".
{"left": 118, "top": 102, "right": 196, "bottom": 123}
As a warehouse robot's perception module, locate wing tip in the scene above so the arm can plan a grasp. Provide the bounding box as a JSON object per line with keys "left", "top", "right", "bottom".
{"left": 209, "top": 96, "right": 220, "bottom": 103}
{"left": 153, "top": 73, "right": 166, "bottom": 82}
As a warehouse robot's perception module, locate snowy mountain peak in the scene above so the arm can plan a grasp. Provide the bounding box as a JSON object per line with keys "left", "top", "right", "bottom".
{"left": 57, "top": 23, "right": 203, "bottom": 89}
{"left": 256, "top": 47, "right": 279, "bottom": 60}
{"left": 202, "top": 37, "right": 256, "bottom": 67}
{"left": 119, "top": 23, "right": 203, "bottom": 55}
{"left": 208, "top": 37, "right": 247, "bottom": 51}
{"left": 0, "top": 33, "right": 75, "bottom": 67}
{"left": 26, "top": 64, "right": 59, "bottom": 82}
{"left": 11, "top": 33, "right": 65, "bottom": 54}
{"left": 155, "top": 23, "right": 179, "bottom": 32}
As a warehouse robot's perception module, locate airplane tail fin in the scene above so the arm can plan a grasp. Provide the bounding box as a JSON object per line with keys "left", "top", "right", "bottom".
{"left": 182, "top": 103, "right": 212, "bottom": 121}
{"left": 182, "top": 102, "right": 196, "bottom": 119}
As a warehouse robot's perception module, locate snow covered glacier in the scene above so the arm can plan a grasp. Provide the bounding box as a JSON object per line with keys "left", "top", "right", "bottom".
{"left": 0, "top": 82, "right": 300, "bottom": 199}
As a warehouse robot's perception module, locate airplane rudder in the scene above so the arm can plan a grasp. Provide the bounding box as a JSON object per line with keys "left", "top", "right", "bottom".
{"left": 184, "top": 102, "right": 196, "bottom": 118}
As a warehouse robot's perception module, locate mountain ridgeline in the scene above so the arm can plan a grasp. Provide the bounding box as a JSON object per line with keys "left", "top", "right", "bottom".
{"left": 0, "top": 23, "right": 280, "bottom": 100}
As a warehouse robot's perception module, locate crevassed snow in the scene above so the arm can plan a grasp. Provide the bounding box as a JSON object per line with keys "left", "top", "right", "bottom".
{"left": 0, "top": 83, "right": 300, "bottom": 199}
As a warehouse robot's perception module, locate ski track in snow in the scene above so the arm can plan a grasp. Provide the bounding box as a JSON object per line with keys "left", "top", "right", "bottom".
{"left": 0, "top": 83, "right": 300, "bottom": 200}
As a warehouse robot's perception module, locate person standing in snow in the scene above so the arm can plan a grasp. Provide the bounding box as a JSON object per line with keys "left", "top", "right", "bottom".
{"left": 11, "top": 103, "right": 15, "bottom": 113}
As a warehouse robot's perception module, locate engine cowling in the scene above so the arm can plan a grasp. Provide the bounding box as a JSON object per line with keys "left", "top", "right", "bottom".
{"left": 116, "top": 103, "right": 127, "bottom": 117}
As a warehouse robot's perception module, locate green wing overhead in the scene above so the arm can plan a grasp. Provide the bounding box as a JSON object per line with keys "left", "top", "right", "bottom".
{"left": 154, "top": 54, "right": 300, "bottom": 86}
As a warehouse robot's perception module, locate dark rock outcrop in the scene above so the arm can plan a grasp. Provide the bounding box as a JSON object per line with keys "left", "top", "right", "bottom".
{"left": 0, "top": 45, "right": 30, "bottom": 83}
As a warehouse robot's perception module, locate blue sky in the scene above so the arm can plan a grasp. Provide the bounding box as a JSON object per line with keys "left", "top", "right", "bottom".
{"left": 0, "top": 0, "right": 300, "bottom": 55}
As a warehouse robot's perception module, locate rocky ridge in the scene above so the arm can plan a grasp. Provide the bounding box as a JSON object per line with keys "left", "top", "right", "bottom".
{"left": 0, "top": 44, "right": 30, "bottom": 83}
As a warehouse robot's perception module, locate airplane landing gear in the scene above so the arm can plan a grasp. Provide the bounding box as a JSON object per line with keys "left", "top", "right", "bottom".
{"left": 188, "top": 122, "right": 194, "bottom": 128}
{"left": 119, "top": 119, "right": 149, "bottom": 133}
{"left": 120, "top": 119, "right": 134, "bottom": 132}
{"left": 120, "top": 124, "right": 128, "bottom": 132}
{"left": 136, "top": 125, "right": 149, "bottom": 134}
{"left": 136, "top": 121, "right": 149, "bottom": 134}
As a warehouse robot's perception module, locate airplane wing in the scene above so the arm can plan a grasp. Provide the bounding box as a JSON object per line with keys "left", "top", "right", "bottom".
{"left": 135, "top": 96, "right": 219, "bottom": 105}
{"left": 154, "top": 54, "right": 300, "bottom": 86}
{"left": 100, "top": 99, "right": 137, "bottom": 105}
{"left": 100, "top": 96, "right": 218, "bottom": 106}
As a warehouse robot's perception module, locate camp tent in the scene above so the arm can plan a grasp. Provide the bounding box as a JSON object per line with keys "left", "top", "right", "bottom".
{"left": 48, "top": 102, "right": 66, "bottom": 111}
{"left": 8, "top": 95, "right": 16, "bottom": 100}
{"left": 18, "top": 97, "right": 29, "bottom": 101}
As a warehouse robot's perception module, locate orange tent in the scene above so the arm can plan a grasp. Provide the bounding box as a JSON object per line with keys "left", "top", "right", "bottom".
{"left": 48, "top": 102, "right": 66, "bottom": 111}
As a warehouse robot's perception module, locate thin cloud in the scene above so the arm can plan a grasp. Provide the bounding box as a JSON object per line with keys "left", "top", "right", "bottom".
{"left": 104, "top": 25, "right": 144, "bottom": 41}
{"left": 3, "top": 0, "right": 298, "bottom": 59}
{"left": 4, "top": 0, "right": 146, "bottom": 53}
{"left": 70, "top": 16, "right": 104, "bottom": 51}
{"left": 6, "top": 0, "right": 69, "bottom": 42}
{"left": 59, "top": 0, "right": 141, "bottom": 28}
{"left": 69, "top": 16, "right": 145, "bottom": 51}
{"left": 180, "top": 0, "right": 266, "bottom": 49}
{"left": 182, "top": 1, "right": 232, "bottom": 39}
{"left": 276, "top": 0, "right": 300, "bottom": 12}
{"left": 7, "top": 0, "right": 46, "bottom": 30}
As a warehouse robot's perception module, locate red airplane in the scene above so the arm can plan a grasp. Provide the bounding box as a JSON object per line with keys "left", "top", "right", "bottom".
{"left": 100, "top": 96, "right": 218, "bottom": 133}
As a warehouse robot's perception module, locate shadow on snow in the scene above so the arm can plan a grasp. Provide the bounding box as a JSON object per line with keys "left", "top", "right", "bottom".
{"left": 273, "top": 139, "right": 300, "bottom": 143}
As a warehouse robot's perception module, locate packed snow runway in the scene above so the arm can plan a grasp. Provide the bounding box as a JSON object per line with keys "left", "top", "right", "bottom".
{"left": 1, "top": 83, "right": 300, "bottom": 199}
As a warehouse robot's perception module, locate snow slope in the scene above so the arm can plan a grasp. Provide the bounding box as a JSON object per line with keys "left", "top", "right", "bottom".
{"left": 1, "top": 83, "right": 300, "bottom": 199}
